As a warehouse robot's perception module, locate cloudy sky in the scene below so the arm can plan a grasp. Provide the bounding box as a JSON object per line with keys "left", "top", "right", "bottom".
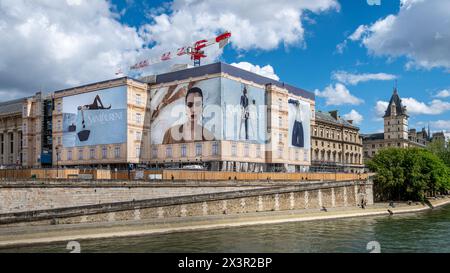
{"left": 0, "top": 0, "right": 449, "bottom": 136}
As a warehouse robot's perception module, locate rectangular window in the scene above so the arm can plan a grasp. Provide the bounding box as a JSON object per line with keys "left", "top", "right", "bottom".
{"left": 114, "top": 146, "right": 120, "bottom": 158}
{"left": 135, "top": 94, "right": 142, "bottom": 106}
{"left": 90, "top": 149, "right": 95, "bottom": 160}
{"left": 1, "top": 134, "right": 3, "bottom": 155}
{"left": 68, "top": 150, "right": 73, "bottom": 161}
{"left": 244, "top": 144, "right": 249, "bottom": 157}
{"left": 278, "top": 146, "right": 283, "bottom": 159}
{"left": 10, "top": 133, "right": 14, "bottom": 154}
{"left": 278, "top": 133, "right": 283, "bottom": 144}
{"left": 102, "top": 146, "right": 107, "bottom": 159}
{"left": 231, "top": 142, "right": 237, "bottom": 157}
{"left": 196, "top": 143, "right": 202, "bottom": 157}
{"left": 212, "top": 142, "right": 219, "bottom": 156}
{"left": 135, "top": 131, "right": 142, "bottom": 141}
{"left": 78, "top": 149, "right": 83, "bottom": 160}
{"left": 256, "top": 145, "right": 261, "bottom": 158}
{"left": 152, "top": 146, "right": 158, "bottom": 159}
{"left": 278, "top": 116, "right": 282, "bottom": 128}
{"left": 135, "top": 113, "right": 142, "bottom": 124}
{"left": 181, "top": 144, "right": 187, "bottom": 157}
{"left": 136, "top": 146, "right": 141, "bottom": 158}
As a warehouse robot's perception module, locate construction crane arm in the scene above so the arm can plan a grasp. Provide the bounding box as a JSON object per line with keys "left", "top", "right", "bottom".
{"left": 126, "top": 31, "right": 231, "bottom": 71}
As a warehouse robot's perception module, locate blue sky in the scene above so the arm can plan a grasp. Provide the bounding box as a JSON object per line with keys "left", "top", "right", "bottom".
{"left": 112, "top": 0, "right": 450, "bottom": 134}
{"left": 1, "top": 0, "right": 449, "bottom": 135}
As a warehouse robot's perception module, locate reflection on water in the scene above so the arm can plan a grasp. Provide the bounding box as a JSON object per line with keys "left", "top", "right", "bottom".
{"left": 3, "top": 205, "right": 450, "bottom": 253}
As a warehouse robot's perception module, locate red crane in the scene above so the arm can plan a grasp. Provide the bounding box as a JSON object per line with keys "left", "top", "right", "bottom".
{"left": 128, "top": 31, "right": 231, "bottom": 71}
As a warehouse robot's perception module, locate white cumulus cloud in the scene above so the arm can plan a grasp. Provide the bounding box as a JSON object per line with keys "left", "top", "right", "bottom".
{"left": 141, "top": 0, "right": 339, "bottom": 50}
{"left": 402, "top": 98, "right": 450, "bottom": 115}
{"left": 332, "top": 71, "right": 397, "bottom": 85}
{"left": 430, "top": 120, "right": 450, "bottom": 131}
{"left": 348, "top": 0, "right": 450, "bottom": 70}
{"left": 342, "top": 109, "right": 364, "bottom": 125}
{"left": 375, "top": 98, "right": 450, "bottom": 116}
{"left": 230, "top": 62, "right": 279, "bottom": 80}
{"left": 375, "top": 101, "right": 389, "bottom": 117}
{"left": 138, "top": 0, "right": 340, "bottom": 71}
{"left": 0, "top": 0, "right": 340, "bottom": 99}
{"left": 435, "top": 89, "right": 450, "bottom": 98}
{"left": 314, "top": 83, "right": 364, "bottom": 106}
{"left": 0, "top": 0, "right": 147, "bottom": 98}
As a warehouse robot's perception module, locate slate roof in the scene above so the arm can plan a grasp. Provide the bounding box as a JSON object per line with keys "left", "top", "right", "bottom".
{"left": 0, "top": 98, "right": 25, "bottom": 116}
{"left": 155, "top": 62, "right": 315, "bottom": 101}
{"left": 384, "top": 88, "right": 407, "bottom": 117}
{"left": 315, "top": 111, "right": 358, "bottom": 129}
{"left": 361, "top": 133, "right": 384, "bottom": 141}
{"left": 54, "top": 76, "right": 144, "bottom": 94}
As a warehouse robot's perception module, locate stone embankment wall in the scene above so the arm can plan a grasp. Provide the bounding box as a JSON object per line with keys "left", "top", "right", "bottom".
{"left": 0, "top": 183, "right": 264, "bottom": 214}
{"left": 0, "top": 180, "right": 373, "bottom": 226}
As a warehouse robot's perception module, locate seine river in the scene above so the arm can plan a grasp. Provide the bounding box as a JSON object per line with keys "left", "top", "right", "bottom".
{"left": 4, "top": 204, "right": 450, "bottom": 253}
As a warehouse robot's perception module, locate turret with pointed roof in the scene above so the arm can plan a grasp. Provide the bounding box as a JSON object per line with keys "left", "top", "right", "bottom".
{"left": 384, "top": 88, "right": 408, "bottom": 118}
{"left": 384, "top": 88, "right": 409, "bottom": 141}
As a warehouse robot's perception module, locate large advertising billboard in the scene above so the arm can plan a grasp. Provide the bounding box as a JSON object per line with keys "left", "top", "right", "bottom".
{"left": 62, "top": 86, "right": 127, "bottom": 147}
{"left": 150, "top": 77, "right": 267, "bottom": 145}
{"left": 288, "top": 97, "right": 311, "bottom": 152}
{"left": 150, "top": 78, "right": 221, "bottom": 145}
{"left": 221, "top": 78, "right": 266, "bottom": 144}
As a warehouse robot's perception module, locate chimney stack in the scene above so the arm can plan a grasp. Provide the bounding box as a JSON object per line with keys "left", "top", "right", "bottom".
{"left": 329, "top": 110, "right": 338, "bottom": 120}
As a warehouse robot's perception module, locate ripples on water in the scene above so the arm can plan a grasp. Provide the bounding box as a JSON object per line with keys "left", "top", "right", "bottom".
{"left": 4, "top": 205, "right": 450, "bottom": 253}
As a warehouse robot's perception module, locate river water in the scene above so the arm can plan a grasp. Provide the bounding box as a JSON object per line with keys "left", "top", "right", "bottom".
{"left": 3, "top": 204, "right": 450, "bottom": 253}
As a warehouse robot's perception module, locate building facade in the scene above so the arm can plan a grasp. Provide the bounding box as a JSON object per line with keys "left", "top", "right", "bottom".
{"left": 431, "top": 132, "right": 447, "bottom": 144}
{"left": 0, "top": 98, "right": 25, "bottom": 167}
{"left": 362, "top": 88, "right": 428, "bottom": 160}
{"left": 0, "top": 62, "right": 315, "bottom": 172}
{"left": 311, "top": 110, "right": 364, "bottom": 173}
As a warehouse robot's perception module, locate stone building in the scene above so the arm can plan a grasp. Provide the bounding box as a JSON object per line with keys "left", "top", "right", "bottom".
{"left": 431, "top": 132, "right": 446, "bottom": 142}
{"left": 0, "top": 62, "right": 315, "bottom": 172}
{"left": 310, "top": 110, "right": 364, "bottom": 173}
{"left": 362, "top": 88, "right": 428, "bottom": 160}
{"left": 0, "top": 98, "right": 25, "bottom": 167}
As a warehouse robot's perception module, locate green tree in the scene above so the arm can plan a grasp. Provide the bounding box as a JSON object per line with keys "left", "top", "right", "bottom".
{"left": 367, "top": 148, "right": 450, "bottom": 201}
{"left": 428, "top": 139, "right": 450, "bottom": 168}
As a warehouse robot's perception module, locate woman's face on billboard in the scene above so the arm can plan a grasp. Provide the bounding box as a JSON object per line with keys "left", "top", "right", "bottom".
{"left": 186, "top": 92, "right": 203, "bottom": 122}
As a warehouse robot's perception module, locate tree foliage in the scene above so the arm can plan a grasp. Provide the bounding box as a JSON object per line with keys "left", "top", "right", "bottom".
{"left": 428, "top": 139, "right": 450, "bottom": 168}
{"left": 367, "top": 148, "right": 450, "bottom": 202}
